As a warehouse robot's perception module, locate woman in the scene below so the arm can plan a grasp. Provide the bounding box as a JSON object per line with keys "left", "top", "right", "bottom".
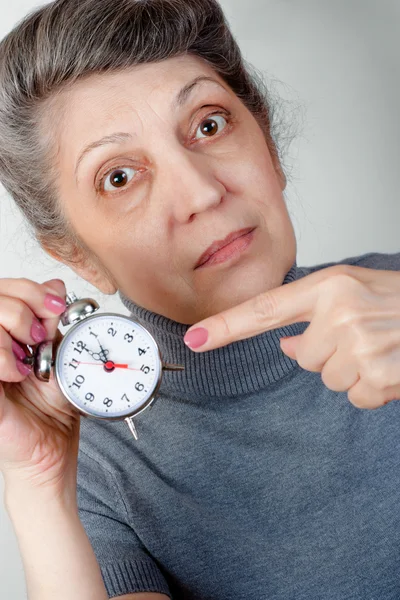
{"left": 1, "top": 1, "right": 400, "bottom": 598}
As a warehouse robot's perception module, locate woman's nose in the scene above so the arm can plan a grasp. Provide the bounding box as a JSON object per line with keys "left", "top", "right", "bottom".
{"left": 159, "top": 145, "right": 227, "bottom": 222}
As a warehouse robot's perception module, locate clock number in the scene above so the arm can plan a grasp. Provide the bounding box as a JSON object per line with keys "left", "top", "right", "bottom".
{"left": 68, "top": 357, "right": 80, "bottom": 370}
{"left": 89, "top": 330, "right": 98, "bottom": 338}
{"left": 72, "top": 374, "right": 85, "bottom": 389}
{"left": 140, "top": 365, "right": 150, "bottom": 374}
{"left": 122, "top": 393, "right": 130, "bottom": 403}
{"left": 73, "top": 340, "right": 87, "bottom": 355}
{"left": 138, "top": 347, "right": 146, "bottom": 356}
{"left": 108, "top": 327, "right": 117, "bottom": 337}
{"left": 103, "top": 397, "right": 113, "bottom": 407}
{"left": 124, "top": 333, "right": 134, "bottom": 343}
{"left": 135, "top": 382, "right": 144, "bottom": 392}
{"left": 85, "top": 392, "right": 95, "bottom": 403}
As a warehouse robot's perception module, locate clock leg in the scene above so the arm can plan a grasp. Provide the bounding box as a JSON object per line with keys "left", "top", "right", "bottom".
{"left": 125, "top": 417, "right": 139, "bottom": 440}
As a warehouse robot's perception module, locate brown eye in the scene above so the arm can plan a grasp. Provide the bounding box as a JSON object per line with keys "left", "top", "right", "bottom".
{"left": 195, "top": 114, "right": 228, "bottom": 139}
{"left": 102, "top": 167, "right": 137, "bottom": 192}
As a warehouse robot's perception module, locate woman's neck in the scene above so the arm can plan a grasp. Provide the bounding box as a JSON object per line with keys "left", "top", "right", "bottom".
{"left": 118, "top": 261, "right": 308, "bottom": 401}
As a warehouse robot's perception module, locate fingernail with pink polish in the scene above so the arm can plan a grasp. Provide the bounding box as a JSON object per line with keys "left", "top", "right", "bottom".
{"left": 44, "top": 293, "right": 66, "bottom": 314}
{"left": 12, "top": 339, "right": 26, "bottom": 361}
{"left": 16, "top": 359, "right": 32, "bottom": 376}
{"left": 183, "top": 327, "right": 209, "bottom": 348}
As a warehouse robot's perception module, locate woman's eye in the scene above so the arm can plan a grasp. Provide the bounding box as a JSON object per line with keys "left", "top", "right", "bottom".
{"left": 195, "top": 114, "right": 228, "bottom": 140}
{"left": 101, "top": 167, "right": 137, "bottom": 192}
{"left": 97, "top": 115, "right": 228, "bottom": 193}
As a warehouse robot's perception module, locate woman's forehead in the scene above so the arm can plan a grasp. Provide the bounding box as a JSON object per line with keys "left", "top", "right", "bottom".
{"left": 54, "top": 54, "right": 234, "bottom": 179}
{"left": 63, "top": 54, "right": 227, "bottom": 109}
{"left": 53, "top": 55, "right": 232, "bottom": 153}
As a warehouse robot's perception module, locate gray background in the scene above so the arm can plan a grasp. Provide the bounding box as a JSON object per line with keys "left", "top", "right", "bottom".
{"left": 0, "top": 1, "right": 399, "bottom": 597}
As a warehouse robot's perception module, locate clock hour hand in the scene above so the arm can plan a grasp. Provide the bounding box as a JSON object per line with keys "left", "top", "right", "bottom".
{"left": 84, "top": 345, "right": 108, "bottom": 364}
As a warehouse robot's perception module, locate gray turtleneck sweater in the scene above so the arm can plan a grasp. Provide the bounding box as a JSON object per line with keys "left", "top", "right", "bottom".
{"left": 77, "top": 251, "right": 400, "bottom": 600}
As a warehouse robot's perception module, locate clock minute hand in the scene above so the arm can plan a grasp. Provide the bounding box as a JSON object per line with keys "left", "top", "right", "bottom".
{"left": 95, "top": 336, "right": 110, "bottom": 362}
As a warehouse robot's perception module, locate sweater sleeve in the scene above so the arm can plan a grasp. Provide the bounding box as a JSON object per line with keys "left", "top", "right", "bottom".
{"left": 76, "top": 447, "right": 172, "bottom": 599}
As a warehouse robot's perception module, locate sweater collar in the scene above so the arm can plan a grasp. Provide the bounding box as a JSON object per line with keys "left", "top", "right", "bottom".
{"left": 118, "top": 261, "right": 308, "bottom": 400}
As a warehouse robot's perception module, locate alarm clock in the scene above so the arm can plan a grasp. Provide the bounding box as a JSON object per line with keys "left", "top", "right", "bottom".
{"left": 22, "top": 292, "right": 184, "bottom": 440}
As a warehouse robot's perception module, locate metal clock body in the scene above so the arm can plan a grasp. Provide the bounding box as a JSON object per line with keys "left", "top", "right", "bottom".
{"left": 23, "top": 292, "right": 184, "bottom": 440}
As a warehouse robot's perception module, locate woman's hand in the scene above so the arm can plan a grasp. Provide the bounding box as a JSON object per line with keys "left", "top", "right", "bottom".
{"left": 183, "top": 264, "right": 400, "bottom": 409}
{"left": 0, "top": 277, "right": 81, "bottom": 495}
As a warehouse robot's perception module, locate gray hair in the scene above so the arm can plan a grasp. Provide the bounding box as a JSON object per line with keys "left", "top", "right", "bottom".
{"left": 0, "top": 0, "right": 300, "bottom": 268}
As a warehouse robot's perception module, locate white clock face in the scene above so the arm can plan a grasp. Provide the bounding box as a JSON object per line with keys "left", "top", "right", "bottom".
{"left": 55, "top": 313, "right": 162, "bottom": 419}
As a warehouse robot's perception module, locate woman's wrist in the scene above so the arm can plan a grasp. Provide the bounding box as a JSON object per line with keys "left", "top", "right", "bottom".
{"left": 4, "top": 477, "right": 77, "bottom": 525}
{"left": 4, "top": 481, "right": 108, "bottom": 600}
{"left": 4, "top": 475, "right": 78, "bottom": 520}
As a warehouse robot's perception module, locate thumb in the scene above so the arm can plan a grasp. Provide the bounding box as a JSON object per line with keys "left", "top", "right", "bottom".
{"left": 279, "top": 335, "right": 301, "bottom": 361}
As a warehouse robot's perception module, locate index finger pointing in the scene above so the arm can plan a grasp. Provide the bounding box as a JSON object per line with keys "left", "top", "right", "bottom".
{"left": 183, "top": 268, "right": 325, "bottom": 351}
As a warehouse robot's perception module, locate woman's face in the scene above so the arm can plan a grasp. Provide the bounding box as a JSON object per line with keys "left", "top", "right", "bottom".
{"left": 50, "top": 54, "right": 296, "bottom": 324}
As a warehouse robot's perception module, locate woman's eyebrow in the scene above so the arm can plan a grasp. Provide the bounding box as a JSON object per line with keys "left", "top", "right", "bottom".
{"left": 75, "top": 132, "right": 133, "bottom": 182}
{"left": 74, "top": 76, "right": 228, "bottom": 182}
{"left": 175, "top": 75, "right": 228, "bottom": 108}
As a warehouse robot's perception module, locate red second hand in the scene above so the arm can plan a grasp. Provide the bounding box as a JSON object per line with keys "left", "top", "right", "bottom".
{"left": 77, "top": 361, "right": 140, "bottom": 371}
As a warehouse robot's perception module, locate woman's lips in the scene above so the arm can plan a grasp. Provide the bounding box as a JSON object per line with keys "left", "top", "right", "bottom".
{"left": 195, "top": 227, "right": 256, "bottom": 269}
